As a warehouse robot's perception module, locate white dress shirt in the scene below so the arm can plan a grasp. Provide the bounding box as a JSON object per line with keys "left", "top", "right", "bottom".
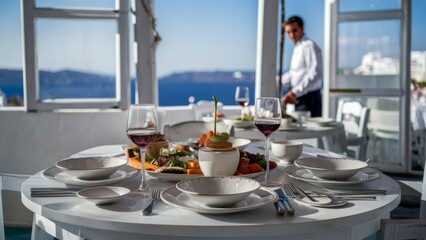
{"left": 281, "top": 35, "right": 323, "bottom": 97}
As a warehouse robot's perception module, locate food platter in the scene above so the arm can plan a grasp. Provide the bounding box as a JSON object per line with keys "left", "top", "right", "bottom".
{"left": 284, "top": 165, "right": 380, "bottom": 186}
{"left": 161, "top": 186, "right": 277, "bottom": 214}
{"left": 223, "top": 118, "right": 254, "bottom": 128}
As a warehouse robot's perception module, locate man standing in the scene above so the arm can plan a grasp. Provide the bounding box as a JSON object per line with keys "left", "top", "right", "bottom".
{"left": 280, "top": 16, "right": 323, "bottom": 117}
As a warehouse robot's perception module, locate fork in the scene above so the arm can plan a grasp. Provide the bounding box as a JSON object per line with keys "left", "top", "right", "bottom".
{"left": 283, "top": 184, "right": 299, "bottom": 199}
{"left": 142, "top": 189, "right": 162, "bottom": 216}
{"left": 289, "top": 183, "right": 318, "bottom": 202}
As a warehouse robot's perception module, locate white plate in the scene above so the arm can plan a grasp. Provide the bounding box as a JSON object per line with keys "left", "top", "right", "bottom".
{"left": 223, "top": 119, "right": 254, "bottom": 128}
{"left": 77, "top": 186, "right": 130, "bottom": 205}
{"left": 161, "top": 186, "right": 277, "bottom": 214}
{"left": 295, "top": 196, "right": 347, "bottom": 208}
{"left": 294, "top": 196, "right": 332, "bottom": 206}
{"left": 202, "top": 116, "right": 223, "bottom": 123}
{"left": 42, "top": 165, "right": 139, "bottom": 187}
{"left": 284, "top": 165, "right": 380, "bottom": 186}
{"left": 306, "top": 117, "right": 337, "bottom": 126}
{"left": 146, "top": 170, "right": 269, "bottom": 182}
{"left": 278, "top": 124, "right": 305, "bottom": 131}
{"left": 56, "top": 157, "right": 127, "bottom": 180}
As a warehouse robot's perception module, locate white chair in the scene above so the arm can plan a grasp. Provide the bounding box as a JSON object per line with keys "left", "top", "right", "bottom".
{"left": 368, "top": 109, "right": 400, "bottom": 162}
{"left": 163, "top": 121, "right": 234, "bottom": 142}
{"left": 0, "top": 173, "right": 30, "bottom": 240}
{"left": 336, "top": 100, "right": 370, "bottom": 161}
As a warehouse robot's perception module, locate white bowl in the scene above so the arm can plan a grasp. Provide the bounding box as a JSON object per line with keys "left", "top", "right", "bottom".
{"left": 294, "top": 158, "right": 368, "bottom": 180}
{"left": 229, "top": 137, "right": 251, "bottom": 151}
{"left": 270, "top": 140, "right": 303, "bottom": 162}
{"left": 77, "top": 186, "right": 130, "bottom": 205}
{"left": 56, "top": 157, "right": 127, "bottom": 180}
{"left": 176, "top": 176, "right": 261, "bottom": 207}
{"left": 223, "top": 118, "right": 254, "bottom": 128}
{"left": 198, "top": 147, "right": 240, "bottom": 176}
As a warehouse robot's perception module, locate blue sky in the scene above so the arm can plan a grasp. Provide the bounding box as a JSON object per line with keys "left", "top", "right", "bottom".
{"left": 0, "top": 0, "right": 425, "bottom": 76}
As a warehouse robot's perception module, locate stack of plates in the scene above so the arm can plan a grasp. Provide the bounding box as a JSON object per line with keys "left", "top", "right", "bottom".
{"left": 284, "top": 165, "right": 380, "bottom": 187}
{"left": 42, "top": 157, "right": 139, "bottom": 187}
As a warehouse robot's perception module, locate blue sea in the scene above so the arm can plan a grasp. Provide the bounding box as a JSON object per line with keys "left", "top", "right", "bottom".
{"left": 0, "top": 81, "right": 256, "bottom": 106}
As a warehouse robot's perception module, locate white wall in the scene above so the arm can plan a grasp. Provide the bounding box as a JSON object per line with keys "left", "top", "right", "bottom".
{"left": 0, "top": 107, "right": 200, "bottom": 174}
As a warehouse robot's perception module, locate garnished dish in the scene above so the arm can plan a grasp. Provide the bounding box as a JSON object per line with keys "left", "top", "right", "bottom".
{"left": 223, "top": 116, "right": 254, "bottom": 128}
{"left": 126, "top": 146, "right": 202, "bottom": 175}
{"left": 235, "top": 115, "right": 254, "bottom": 121}
{"left": 198, "top": 96, "right": 240, "bottom": 176}
{"left": 124, "top": 96, "right": 276, "bottom": 181}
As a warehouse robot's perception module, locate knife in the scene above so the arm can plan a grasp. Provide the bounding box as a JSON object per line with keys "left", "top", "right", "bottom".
{"left": 275, "top": 188, "right": 295, "bottom": 215}
{"left": 274, "top": 200, "right": 286, "bottom": 216}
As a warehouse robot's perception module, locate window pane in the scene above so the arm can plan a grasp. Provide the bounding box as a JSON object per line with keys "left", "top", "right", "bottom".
{"left": 336, "top": 20, "right": 400, "bottom": 89}
{"left": 0, "top": 1, "right": 24, "bottom": 107}
{"left": 155, "top": 0, "right": 258, "bottom": 106}
{"left": 36, "top": 0, "right": 115, "bottom": 10}
{"left": 36, "top": 19, "right": 117, "bottom": 100}
{"left": 339, "top": 0, "right": 400, "bottom": 13}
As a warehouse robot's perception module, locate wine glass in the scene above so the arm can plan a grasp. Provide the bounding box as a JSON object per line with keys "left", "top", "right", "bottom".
{"left": 254, "top": 97, "right": 282, "bottom": 187}
{"left": 126, "top": 104, "right": 158, "bottom": 197}
{"left": 235, "top": 86, "right": 249, "bottom": 116}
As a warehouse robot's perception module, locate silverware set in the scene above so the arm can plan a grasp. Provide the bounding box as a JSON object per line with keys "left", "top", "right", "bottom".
{"left": 274, "top": 188, "right": 295, "bottom": 215}
{"left": 282, "top": 183, "right": 383, "bottom": 201}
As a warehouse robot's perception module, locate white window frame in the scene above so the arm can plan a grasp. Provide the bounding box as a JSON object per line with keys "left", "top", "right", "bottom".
{"left": 21, "top": 0, "right": 130, "bottom": 111}
{"left": 324, "top": 0, "right": 412, "bottom": 173}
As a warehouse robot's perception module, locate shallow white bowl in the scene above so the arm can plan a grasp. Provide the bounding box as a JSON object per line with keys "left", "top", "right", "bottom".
{"left": 229, "top": 137, "right": 251, "bottom": 151}
{"left": 56, "top": 157, "right": 127, "bottom": 180}
{"left": 294, "top": 158, "right": 368, "bottom": 180}
{"left": 176, "top": 176, "right": 261, "bottom": 207}
{"left": 223, "top": 118, "right": 254, "bottom": 128}
{"left": 77, "top": 186, "right": 130, "bottom": 205}
{"left": 270, "top": 140, "right": 303, "bottom": 162}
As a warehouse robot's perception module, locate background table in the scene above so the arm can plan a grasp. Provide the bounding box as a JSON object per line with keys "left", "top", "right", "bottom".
{"left": 235, "top": 122, "right": 347, "bottom": 154}
{"left": 22, "top": 144, "right": 400, "bottom": 240}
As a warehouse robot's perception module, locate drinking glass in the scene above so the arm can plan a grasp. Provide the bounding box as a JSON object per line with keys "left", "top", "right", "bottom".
{"left": 254, "top": 97, "right": 282, "bottom": 187}
{"left": 235, "top": 86, "right": 250, "bottom": 116}
{"left": 126, "top": 104, "right": 158, "bottom": 197}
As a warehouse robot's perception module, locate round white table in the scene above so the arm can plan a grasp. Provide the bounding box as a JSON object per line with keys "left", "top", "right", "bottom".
{"left": 22, "top": 144, "right": 400, "bottom": 240}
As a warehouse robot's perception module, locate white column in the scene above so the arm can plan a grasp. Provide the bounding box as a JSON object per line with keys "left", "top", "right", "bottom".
{"left": 255, "top": 0, "right": 279, "bottom": 99}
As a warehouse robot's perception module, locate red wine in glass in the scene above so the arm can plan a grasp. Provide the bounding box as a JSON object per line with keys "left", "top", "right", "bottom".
{"left": 254, "top": 97, "right": 282, "bottom": 187}
{"left": 236, "top": 98, "right": 249, "bottom": 107}
{"left": 127, "top": 129, "right": 157, "bottom": 147}
{"left": 255, "top": 123, "right": 280, "bottom": 137}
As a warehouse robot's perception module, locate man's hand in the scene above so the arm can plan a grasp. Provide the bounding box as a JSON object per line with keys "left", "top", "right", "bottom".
{"left": 281, "top": 91, "right": 296, "bottom": 104}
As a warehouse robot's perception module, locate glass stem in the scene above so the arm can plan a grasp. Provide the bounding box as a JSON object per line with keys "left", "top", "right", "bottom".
{"left": 139, "top": 147, "right": 149, "bottom": 191}
{"left": 264, "top": 136, "right": 271, "bottom": 184}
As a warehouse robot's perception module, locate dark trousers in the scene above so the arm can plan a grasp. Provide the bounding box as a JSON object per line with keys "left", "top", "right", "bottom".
{"left": 295, "top": 89, "right": 322, "bottom": 117}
